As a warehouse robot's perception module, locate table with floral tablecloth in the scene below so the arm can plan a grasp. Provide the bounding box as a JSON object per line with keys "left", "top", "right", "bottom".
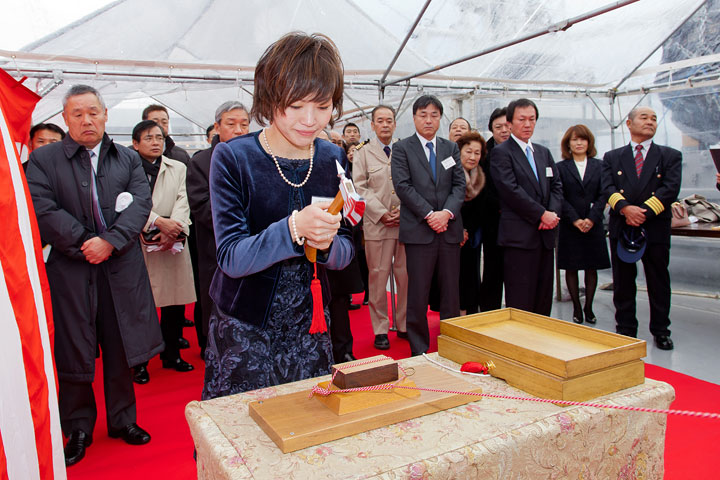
{"left": 185, "top": 353, "right": 674, "bottom": 479}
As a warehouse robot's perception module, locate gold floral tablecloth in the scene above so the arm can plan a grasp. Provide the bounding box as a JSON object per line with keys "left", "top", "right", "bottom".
{"left": 185, "top": 354, "right": 674, "bottom": 480}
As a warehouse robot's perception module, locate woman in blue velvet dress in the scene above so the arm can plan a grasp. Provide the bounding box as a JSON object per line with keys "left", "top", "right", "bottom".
{"left": 202, "top": 33, "right": 354, "bottom": 400}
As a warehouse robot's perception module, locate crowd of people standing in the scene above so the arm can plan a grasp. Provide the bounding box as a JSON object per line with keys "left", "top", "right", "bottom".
{"left": 23, "top": 31, "right": 686, "bottom": 468}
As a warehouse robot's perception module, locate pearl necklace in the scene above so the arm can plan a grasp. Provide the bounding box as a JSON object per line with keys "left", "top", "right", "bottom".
{"left": 262, "top": 129, "right": 314, "bottom": 188}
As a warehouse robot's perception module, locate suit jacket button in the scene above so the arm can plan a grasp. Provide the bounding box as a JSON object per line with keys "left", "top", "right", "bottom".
{"left": 652, "top": 191, "right": 655, "bottom": 195}
{"left": 391, "top": 190, "right": 395, "bottom": 195}
{"left": 620, "top": 189, "right": 624, "bottom": 194}
{"left": 657, "top": 174, "right": 662, "bottom": 178}
{"left": 618, "top": 171, "right": 623, "bottom": 175}
{"left": 81, "top": 181, "right": 89, "bottom": 187}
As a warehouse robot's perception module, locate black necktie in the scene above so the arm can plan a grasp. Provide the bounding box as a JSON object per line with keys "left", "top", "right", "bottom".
{"left": 383, "top": 145, "right": 391, "bottom": 158}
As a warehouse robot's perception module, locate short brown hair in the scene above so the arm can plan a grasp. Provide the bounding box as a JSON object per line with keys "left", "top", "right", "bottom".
{"left": 251, "top": 32, "right": 344, "bottom": 127}
{"left": 560, "top": 124, "right": 597, "bottom": 159}
{"left": 456, "top": 131, "right": 487, "bottom": 161}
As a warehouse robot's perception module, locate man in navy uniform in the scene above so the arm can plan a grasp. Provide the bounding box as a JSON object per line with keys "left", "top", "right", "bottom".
{"left": 602, "top": 106, "right": 681, "bottom": 350}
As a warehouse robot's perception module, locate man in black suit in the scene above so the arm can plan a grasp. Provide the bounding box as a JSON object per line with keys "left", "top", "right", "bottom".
{"left": 391, "top": 95, "right": 465, "bottom": 356}
{"left": 186, "top": 101, "right": 250, "bottom": 355}
{"left": 602, "top": 106, "right": 681, "bottom": 350}
{"left": 491, "top": 98, "right": 563, "bottom": 316}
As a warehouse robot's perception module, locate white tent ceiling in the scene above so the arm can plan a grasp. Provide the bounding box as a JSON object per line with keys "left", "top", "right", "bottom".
{"left": 0, "top": 0, "right": 715, "bottom": 128}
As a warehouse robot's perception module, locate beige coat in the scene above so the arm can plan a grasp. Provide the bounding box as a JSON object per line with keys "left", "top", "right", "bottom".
{"left": 353, "top": 138, "right": 401, "bottom": 241}
{"left": 142, "top": 156, "right": 196, "bottom": 307}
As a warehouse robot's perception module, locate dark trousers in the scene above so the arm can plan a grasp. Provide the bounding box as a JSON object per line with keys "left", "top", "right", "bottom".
{"left": 479, "top": 237, "right": 504, "bottom": 311}
{"left": 187, "top": 221, "right": 207, "bottom": 351}
{"left": 328, "top": 294, "right": 353, "bottom": 361}
{"left": 503, "top": 245, "right": 554, "bottom": 316}
{"left": 59, "top": 271, "right": 135, "bottom": 436}
{"left": 405, "top": 238, "right": 460, "bottom": 356}
{"left": 160, "top": 305, "right": 185, "bottom": 361}
{"left": 610, "top": 239, "right": 671, "bottom": 337}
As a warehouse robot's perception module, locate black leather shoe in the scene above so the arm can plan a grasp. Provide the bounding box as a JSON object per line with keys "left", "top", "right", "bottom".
{"left": 374, "top": 334, "right": 390, "bottom": 350}
{"left": 183, "top": 318, "right": 195, "bottom": 327}
{"left": 396, "top": 330, "right": 408, "bottom": 339}
{"left": 654, "top": 335, "right": 674, "bottom": 350}
{"left": 108, "top": 423, "right": 151, "bottom": 445}
{"left": 162, "top": 357, "right": 194, "bottom": 372}
{"left": 177, "top": 337, "right": 190, "bottom": 349}
{"left": 348, "top": 303, "right": 361, "bottom": 311}
{"left": 584, "top": 310, "right": 597, "bottom": 325}
{"left": 132, "top": 365, "right": 149, "bottom": 384}
{"left": 64, "top": 430, "right": 92, "bottom": 466}
{"left": 572, "top": 310, "right": 583, "bottom": 324}
{"left": 340, "top": 352, "right": 356, "bottom": 362}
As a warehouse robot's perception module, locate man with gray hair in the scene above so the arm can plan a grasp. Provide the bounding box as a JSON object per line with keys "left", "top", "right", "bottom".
{"left": 25, "top": 85, "right": 163, "bottom": 466}
{"left": 186, "top": 101, "right": 250, "bottom": 345}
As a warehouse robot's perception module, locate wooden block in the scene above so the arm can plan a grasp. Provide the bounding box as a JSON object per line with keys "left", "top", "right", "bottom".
{"left": 438, "top": 335, "right": 645, "bottom": 402}
{"left": 315, "top": 378, "right": 420, "bottom": 415}
{"left": 248, "top": 364, "right": 482, "bottom": 453}
{"left": 440, "top": 308, "right": 646, "bottom": 377}
{"left": 331, "top": 355, "right": 398, "bottom": 389}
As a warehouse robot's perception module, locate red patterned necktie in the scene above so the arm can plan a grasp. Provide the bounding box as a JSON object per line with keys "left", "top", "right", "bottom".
{"left": 634, "top": 144, "right": 644, "bottom": 177}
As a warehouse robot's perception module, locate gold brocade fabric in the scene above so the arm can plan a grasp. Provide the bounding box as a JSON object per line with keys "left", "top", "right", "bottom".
{"left": 185, "top": 354, "right": 674, "bottom": 480}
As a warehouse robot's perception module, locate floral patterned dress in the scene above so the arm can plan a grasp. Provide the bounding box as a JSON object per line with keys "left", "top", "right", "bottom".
{"left": 202, "top": 156, "right": 336, "bottom": 400}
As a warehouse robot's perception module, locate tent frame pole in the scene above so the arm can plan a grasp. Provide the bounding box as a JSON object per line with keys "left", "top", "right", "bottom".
{"left": 612, "top": 0, "right": 708, "bottom": 92}
{"left": 381, "top": 0, "right": 641, "bottom": 88}
{"left": 379, "top": 0, "right": 433, "bottom": 87}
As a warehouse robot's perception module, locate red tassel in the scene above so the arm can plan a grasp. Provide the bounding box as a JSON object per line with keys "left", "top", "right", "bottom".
{"left": 309, "top": 263, "right": 327, "bottom": 334}
{"left": 460, "top": 362, "right": 488, "bottom": 374}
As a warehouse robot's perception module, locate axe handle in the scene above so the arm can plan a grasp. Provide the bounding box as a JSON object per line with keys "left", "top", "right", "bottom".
{"left": 304, "top": 191, "right": 345, "bottom": 262}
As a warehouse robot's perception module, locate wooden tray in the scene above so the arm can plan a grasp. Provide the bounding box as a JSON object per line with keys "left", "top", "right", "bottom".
{"left": 440, "top": 308, "right": 646, "bottom": 378}
{"left": 438, "top": 335, "right": 645, "bottom": 402}
{"left": 248, "top": 364, "right": 482, "bottom": 453}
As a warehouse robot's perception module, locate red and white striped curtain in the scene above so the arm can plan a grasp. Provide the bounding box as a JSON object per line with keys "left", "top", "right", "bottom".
{"left": 0, "top": 69, "right": 66, "bottom": 479}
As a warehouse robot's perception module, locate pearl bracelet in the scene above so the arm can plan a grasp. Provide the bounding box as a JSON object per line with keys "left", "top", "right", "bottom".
{"left": 291, "top": 210, "right": 305, "bottom": 246}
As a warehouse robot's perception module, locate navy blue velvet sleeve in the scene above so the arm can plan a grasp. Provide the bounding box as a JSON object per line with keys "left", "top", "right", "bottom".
{"left": 210, "top": 142, "right": 304, "bottom": 278}
{"left": 210, "top": 141, "right": 354, "bottom": 277}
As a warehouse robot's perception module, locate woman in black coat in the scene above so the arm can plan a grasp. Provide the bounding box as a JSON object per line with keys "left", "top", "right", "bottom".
{"left": 458, "top": 132, "right": 487, "bottom": 314}
{"left": 557, "top": 125, "right": 610, "bottom": 324}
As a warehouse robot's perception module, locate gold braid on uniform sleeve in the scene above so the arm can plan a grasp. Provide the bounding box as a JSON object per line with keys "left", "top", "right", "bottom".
{"left": 643, "top": 196, "right": 665, "bottom": 215}
{"left": 608, "top": 192, "right": 625, "bottom": 209}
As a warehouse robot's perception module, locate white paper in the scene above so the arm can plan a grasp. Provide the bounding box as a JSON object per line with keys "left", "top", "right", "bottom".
{"left": 115, "top": 192, "right": 133, "bottom": 212}
{"left": 441, "top": 156, "right": 456, "bottom": 170}
{"left": 546, "top": 167, "right": 553, "bottom": 177}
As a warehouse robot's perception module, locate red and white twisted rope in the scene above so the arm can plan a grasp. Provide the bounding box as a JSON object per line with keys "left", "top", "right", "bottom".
{"left": 311, "top": 356, "right": 720, "bottom": 420}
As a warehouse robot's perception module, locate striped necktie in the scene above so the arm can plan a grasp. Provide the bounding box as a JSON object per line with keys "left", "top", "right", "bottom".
{"left": 634, "top": 144, "right": 644, "bottom": 177}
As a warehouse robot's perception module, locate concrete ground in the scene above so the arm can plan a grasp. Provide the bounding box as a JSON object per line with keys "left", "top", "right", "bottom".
{"left": 551, "top": 269, "right": 720, "bottom": 385}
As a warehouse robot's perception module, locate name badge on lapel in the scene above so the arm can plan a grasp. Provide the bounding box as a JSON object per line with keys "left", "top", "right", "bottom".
{"left": 546, "top": 167, "right": 553, "bottom": 177}
{"left": 441, "top": 156, "right": 456, "bottom": 170}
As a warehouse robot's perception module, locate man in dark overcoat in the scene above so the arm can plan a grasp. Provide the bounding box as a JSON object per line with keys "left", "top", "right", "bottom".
{"left": 25, "top": 84, "right": 163, "bottom": 467}
{"left": 602, "top": 106, "right": 682, "bottom": 350}
{"left": 186, "top": 100, "right": 249, "bottom": 349}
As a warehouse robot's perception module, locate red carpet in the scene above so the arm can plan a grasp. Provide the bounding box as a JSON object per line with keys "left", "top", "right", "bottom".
{"left": 66, "top": 298, "right": 719, "bottom": 479}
